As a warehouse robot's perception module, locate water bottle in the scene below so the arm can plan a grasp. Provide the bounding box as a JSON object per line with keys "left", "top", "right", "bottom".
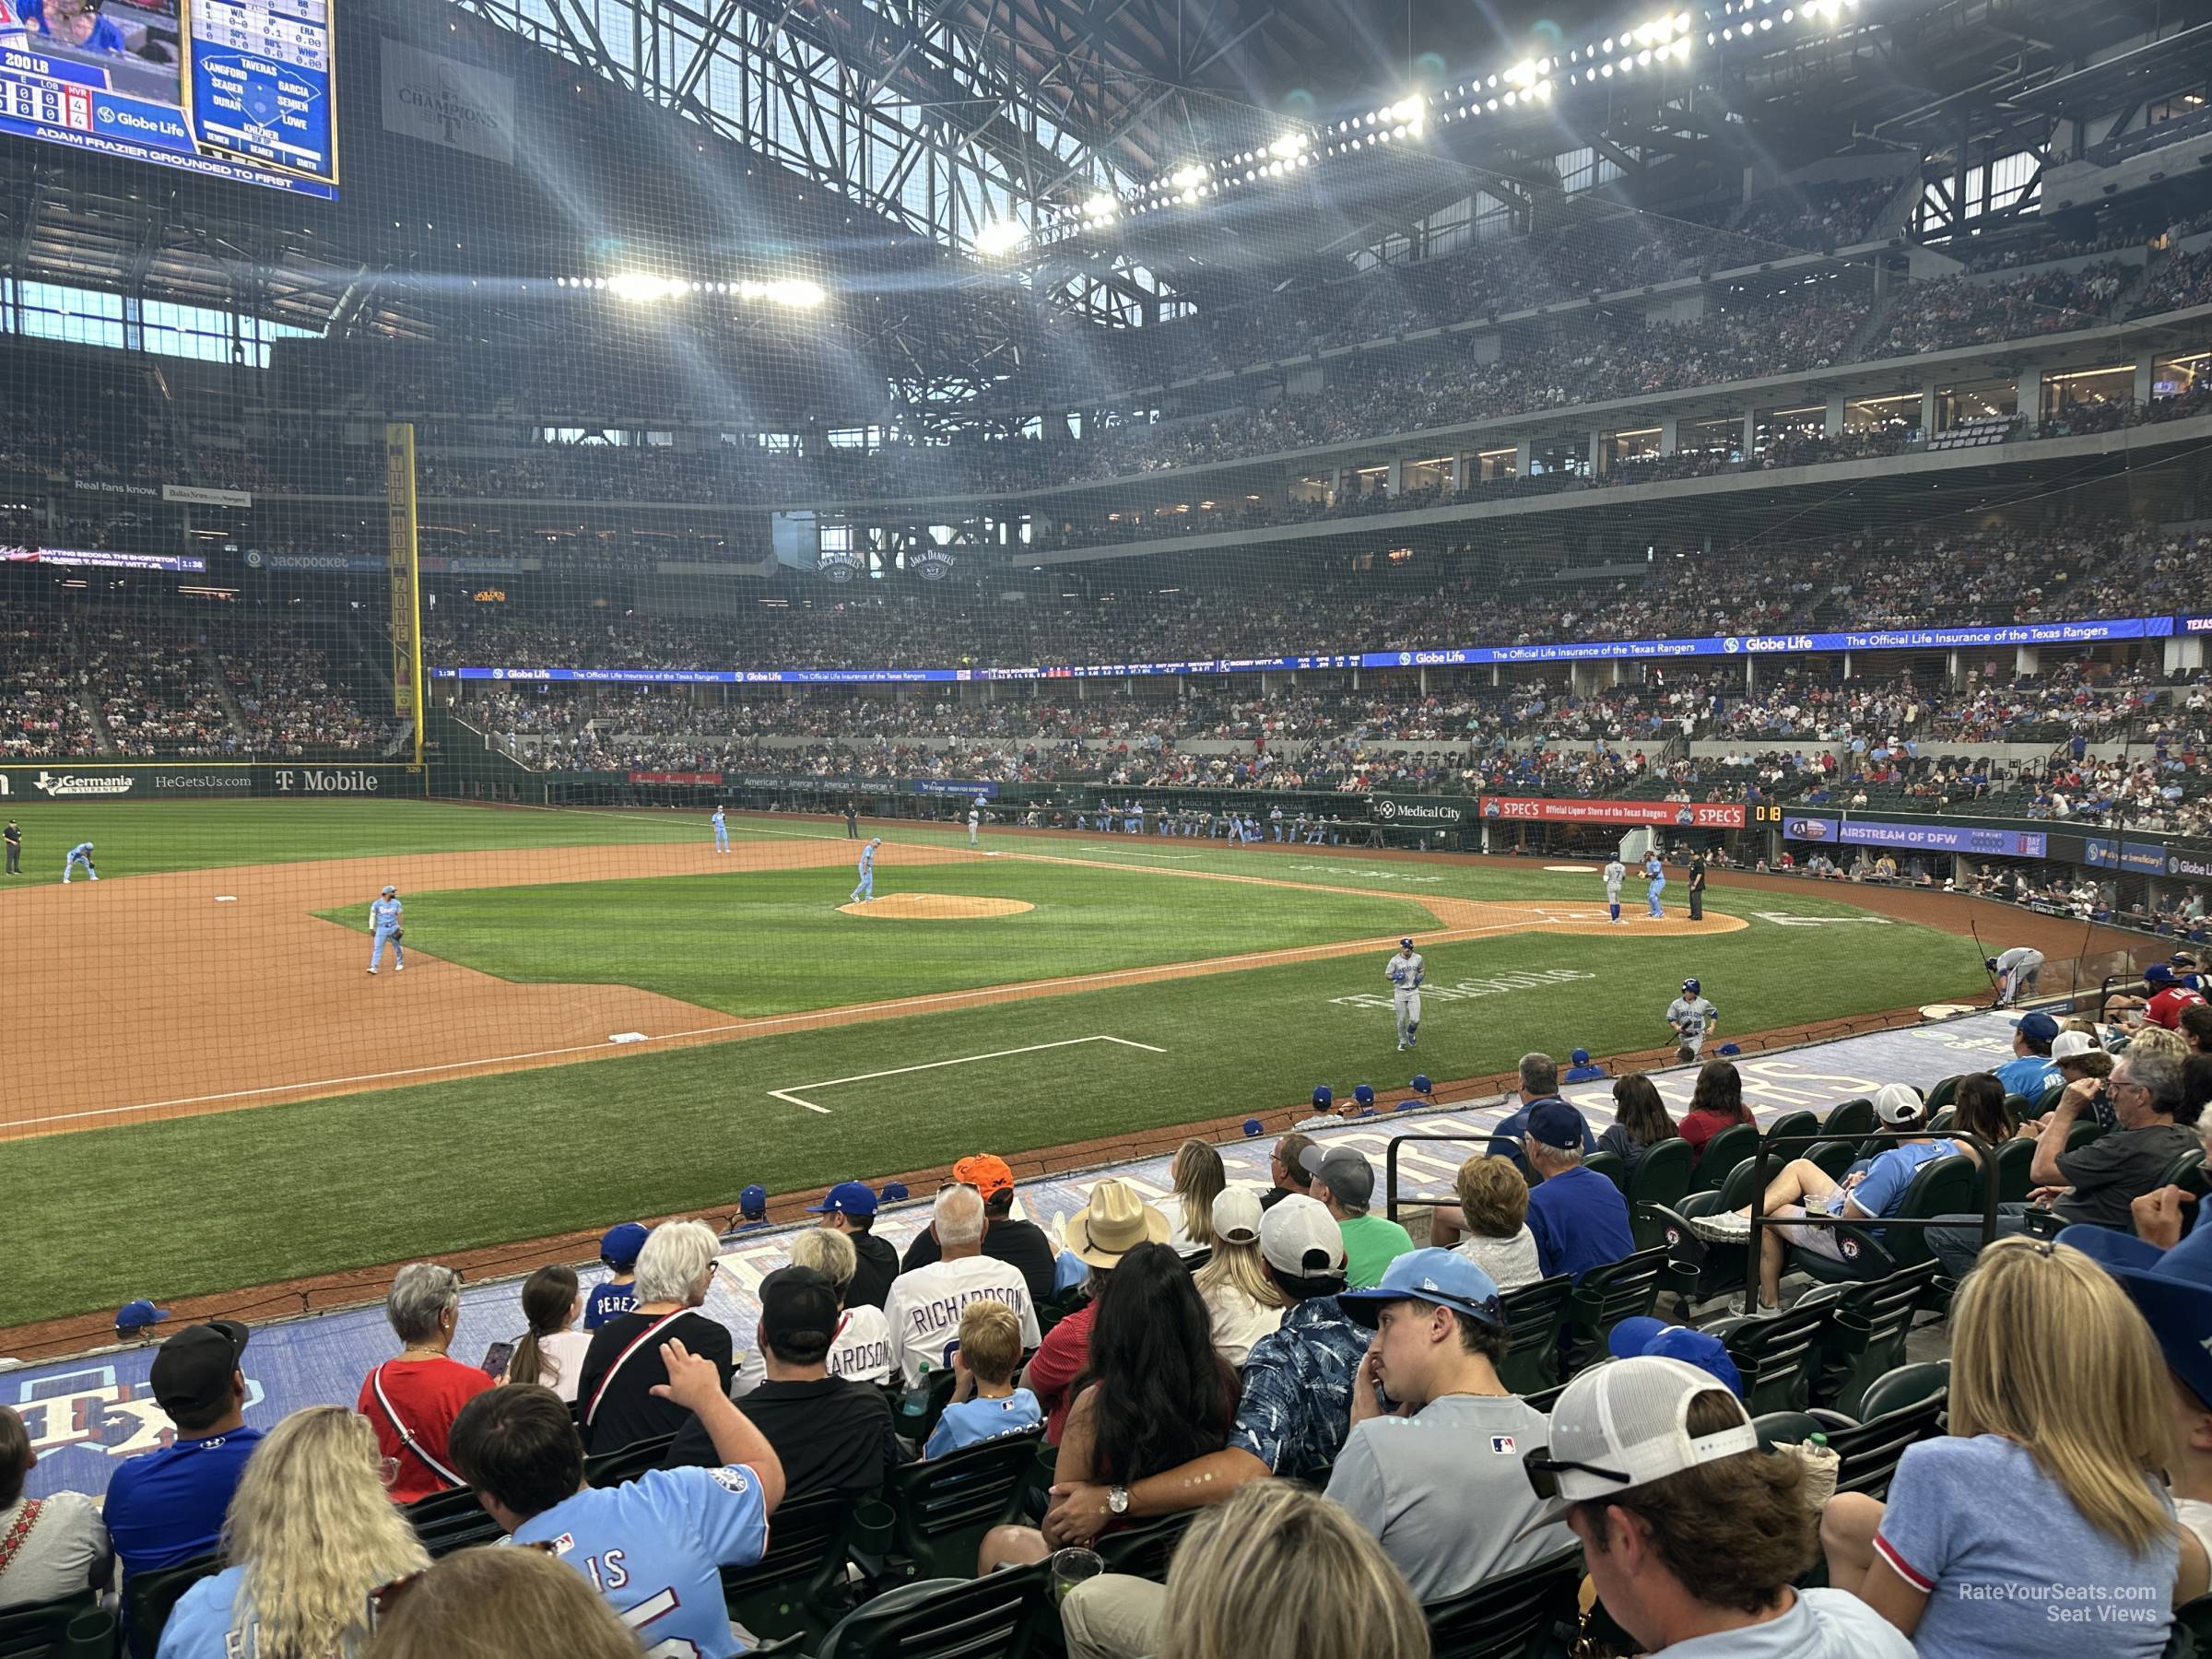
{"left": 899, "top": 1360, "right": 934, "bottom": 1426}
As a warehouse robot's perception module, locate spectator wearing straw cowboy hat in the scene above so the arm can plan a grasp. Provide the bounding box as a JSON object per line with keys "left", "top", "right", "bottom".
{"left": 1022, "top": 1181, "right": 1170, "bottom": 1442}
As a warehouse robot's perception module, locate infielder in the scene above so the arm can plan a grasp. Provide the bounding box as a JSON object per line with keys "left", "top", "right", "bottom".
{"left": 969, "top": 798, "right": 982, "bottom": 846}
{"left": 1643, "top": 852, "right": 1666, "bottom": 919}
{"left": 1986, "top": 947, "right": 2044, "bottom": 1007}
{"left": 367, "top": 885, "right": 404, "bottom": 974}
{"left": 712, "top": 805, "right": 729, "bottom": 853}
{"left": 1667, "top": 978, "right": 1718, "bottom": 1056}
{"left": 852, "top": 837, "right": 881, "bottom": 903}
{"left": 63, "top": 840, "right": 95, "bottom": 883}
{"left": 1603, "top": 854, "right": 1627, "bottom": 923}
{"left": 1386, "top": 936, "right": 1425, "bottom": 1052}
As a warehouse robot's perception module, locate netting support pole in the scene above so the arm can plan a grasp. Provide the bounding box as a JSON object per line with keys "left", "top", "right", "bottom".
{"left": 384, "top": 422, "right": 426, "bottom": 776}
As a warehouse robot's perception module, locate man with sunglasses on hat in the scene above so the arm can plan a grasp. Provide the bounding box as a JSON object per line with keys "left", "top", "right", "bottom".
{"left": 1521, "top": 1356, "right": 1914, "bottom": 1657}
{"left": 1328, "top": 1250, "right": 1568, "bottom": 1600}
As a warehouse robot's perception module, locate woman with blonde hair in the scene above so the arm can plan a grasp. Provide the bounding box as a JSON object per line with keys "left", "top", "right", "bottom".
{"left": 502, "top": 1265, "right": 591, "bottom": 1404}
{"left": 361, "top": 1543, "right": 642, "bottom": 1659}
{"left": 1449, "top": 1154, "right": 1542, "bottom": 1290}
{"left": 1193, "top": 1186, "right": 1288, "bottom": 1365}
{"left": 1151, "top": 1479, "right": 1428, "bottom": 1659}
{"left": 789, "top": 1225, "right": 891, "bottom": 1385}
{"left": 1820, "top": 1237, "right": 2183, "bottom": 1657}
{"left": 158, "top": 1406, "right": 427, "bottom": 1659}
{"left": 1164, "top": 1139, "right": 1226, "bottom": 1259}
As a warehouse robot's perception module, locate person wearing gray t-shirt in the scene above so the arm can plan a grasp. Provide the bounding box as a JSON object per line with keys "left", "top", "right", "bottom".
{"left": 1328, "top": 1249, "right": 1571, "bottom": 1600}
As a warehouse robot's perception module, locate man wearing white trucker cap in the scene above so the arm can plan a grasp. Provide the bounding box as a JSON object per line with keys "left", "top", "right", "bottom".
{"left": 1524, "top": 1356, "right": 1915, "bottom": 1657}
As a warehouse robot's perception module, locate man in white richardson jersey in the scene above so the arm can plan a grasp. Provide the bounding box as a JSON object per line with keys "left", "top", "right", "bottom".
{"left": 882, "top": 1185, "right": 1038, "bottom": 1387}
{"left": 1387, "top": 937, "right": 1426, "bottom": 1052}
{"left": 1604, "top": 856, "right": 1628, "bottom": 924}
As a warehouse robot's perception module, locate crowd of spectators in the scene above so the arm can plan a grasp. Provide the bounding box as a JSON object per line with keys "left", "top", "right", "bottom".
{"left": 12, "top": 1026, "right": 2209, "bottom": 1658}
{"left": 1867, "top": 262, "right": 2128, "bottom": 356}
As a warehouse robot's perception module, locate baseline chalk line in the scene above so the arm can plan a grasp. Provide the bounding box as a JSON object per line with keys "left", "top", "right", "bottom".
{"left": 768, "top": 1034, "right": 1169, "bottom": 1115}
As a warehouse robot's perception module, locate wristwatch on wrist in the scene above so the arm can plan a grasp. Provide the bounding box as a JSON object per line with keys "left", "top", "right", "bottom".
{"left": 1106, "top": 1485, "right": 1130, "bottom": 1516}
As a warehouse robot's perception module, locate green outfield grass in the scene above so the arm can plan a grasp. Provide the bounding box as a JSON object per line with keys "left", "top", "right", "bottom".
{"left": 2, "top": 843, "right": 1989, "bottom": 1324}
{"left": 314, "top": 862, "right": 1441, "bottom": 1015}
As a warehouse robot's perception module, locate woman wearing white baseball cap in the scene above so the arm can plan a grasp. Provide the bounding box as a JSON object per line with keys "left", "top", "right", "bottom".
{"left": 1523, "top": 1355, "right": 1914, "bottom": 1656}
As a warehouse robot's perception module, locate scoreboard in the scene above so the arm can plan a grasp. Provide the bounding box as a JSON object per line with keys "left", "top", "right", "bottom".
{"left": 0, "top": 0, "right": 335, "bottom": 198}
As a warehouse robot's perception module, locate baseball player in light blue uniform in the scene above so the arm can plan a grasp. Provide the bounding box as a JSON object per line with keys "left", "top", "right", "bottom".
{"left": 1644, "top": 853, "right": 1666, "bottom": 919}
{"left": 852, "top": 837, "right": 880, "bottom": 903}
{"left": 1387, "top": 937, "right": 1425, "bottom": 1051}
{"left": 711, "top": 805, "right": 729, "bottom": 853}
{"left": 63, "top": 841, "right": 96, "bottom": 882}
{"left": 367, "top": 885, "right": 404, "bottom": 973}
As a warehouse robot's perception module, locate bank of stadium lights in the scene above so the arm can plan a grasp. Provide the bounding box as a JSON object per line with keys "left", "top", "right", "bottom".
{"left": 1707, "top": 0, "right": 1862, "bottom": 48}
{"left": 555, "top": 275, "right": 826, "bottom": 307}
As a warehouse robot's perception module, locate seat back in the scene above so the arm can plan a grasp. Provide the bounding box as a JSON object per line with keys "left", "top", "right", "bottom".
{"left": 1803, "top": 1139, "right": 1858, "bottom": 1180}
{"left": 0, "top": 1593, "right": 104, "bottom": 1659}
{"left": 1819, "top": 1263, "right": 1940, "bottom": 1417}
{"left": 1920, "top": 1077, "right": 1961, "bottom": 1117}
{"left": 2033, "top": 1080, "right": 2067, "bottom": 1118}
{"left": 720, "top": 1490, "right": 863, "bottom": 1643}
{"left": 1423, "top": 1547, "right": 1585, "bottom": 1659}
{"left": 1627, "top": 1138, "right": 1693, "bottom": 1251}
{"left": 583, "top": 1430, "right": 678, "bottom": 1488}
{"left": 819, "top": 1565, "right": 1049, "bottom": 1659}
{"left": 2066, "top": 1119, "right": 2106, "bottom": 1153}
{"left": 1830, "top": 1381, "right": 1949, "bottom": 1499}
{"left": 1751, "top": 1410, "right": 1823, "bottom": 1451}
{"left": 1763, "top": 1110, "right": 1820, "bottom": 1149}
{"left": 124, "top": 1553, "right": 222, "bottom": 1659}
{"left": 2158, "top": 1147, "right": 2207, "bottom": 1189}
{"left": 1691, "top": 1124, "right": 1760, "bottom": 1193}
{"left": 1855, "top": 1359, "right": 1951, "bottom": 1422}
{"left": 1497, "top": 1276, "right": 1576, "bottom": 1394}
{"left": 1566, "top": 1246, "right": 1671, "bottom": 1354}
{"left": 1821, "top": 1098, "right": 1876, "bottom": 1139}
{"left": 1878, "top": 1153, "right": 1979, "bottom": 1271}
{"left": 1719, "top": 1302, "right": 1829, "bottom": 1415}
{"left": 1583, "top": 1149, "right": 1627, "bottom": 1194}
{"left": 888, "top": 1429, "right": 1045, "bottom": 1581}
{"left": 1993, "top": 1136, "right": 2039, "bottom": 1205}
{"left": 1095, "top": 1512, "right": 1194, "bottom": 1582}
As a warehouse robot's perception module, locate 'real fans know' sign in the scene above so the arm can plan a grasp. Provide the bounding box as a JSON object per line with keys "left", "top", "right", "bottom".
{"left": 381, "top": 41, "right": 515, "bottom": 165}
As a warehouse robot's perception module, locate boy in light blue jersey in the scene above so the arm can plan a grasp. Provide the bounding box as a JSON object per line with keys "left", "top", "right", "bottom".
{"left": 924, "top": 1300, "right": 1040, "bottom": 1457}
{"left": 712, "top": 805, "right": 730, "bottom": 853}
{"left": 448, "top": 1339, "right": 782, "bottom": 1659}
{"left": 851, "top": 837, "right": 880, "bottom": 903}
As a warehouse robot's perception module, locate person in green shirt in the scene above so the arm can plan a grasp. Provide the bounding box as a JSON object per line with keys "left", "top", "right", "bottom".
{"left": 1301, "top": 1146, "right": 1415, "bottom": 1289}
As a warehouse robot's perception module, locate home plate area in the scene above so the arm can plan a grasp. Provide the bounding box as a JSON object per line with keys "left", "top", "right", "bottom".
{"left": 839, "top": 893, "right": 1036, "bottom": 919}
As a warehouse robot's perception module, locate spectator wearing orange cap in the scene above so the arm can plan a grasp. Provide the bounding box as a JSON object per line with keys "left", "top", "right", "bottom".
{"left": 900, "top": 1152, "right": 1056, "bottom": 1309}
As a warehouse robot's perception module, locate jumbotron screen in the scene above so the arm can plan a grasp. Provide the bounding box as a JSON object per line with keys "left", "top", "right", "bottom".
{"left": 0, "top": 0, "right": 335, "bottom": 198}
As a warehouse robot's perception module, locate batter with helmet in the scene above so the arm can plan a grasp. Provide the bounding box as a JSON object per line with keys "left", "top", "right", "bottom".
{"left": 1667, "top": 978, "right": 1718, "bottom": 1059}
{"left": 1386, "top": 936, "right": 1425, "bottom": 1052}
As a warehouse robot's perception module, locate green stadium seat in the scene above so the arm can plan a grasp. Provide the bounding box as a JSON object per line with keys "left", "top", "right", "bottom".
{"left": 1497, "top": 1276, "right": 1575, "bottom": 1395}
{"left": 811, "top": 1565, "right": 1050, "bottom": 1659}
{"left": 1820, "top": 1099, "right": 1876, "bottom": 1139}
{"left": 1690, "top": 1124, "right": 1760, "bottom": 1193}
{"left": 1715, "top": 1300, "right": 1829, "bottom": 1415}
{"left": 1095, "top": 1512, "right": 1194, "bottom": 1581}
{"left": 1583, "top": 1148, "right": 1627, "bottom": 1194}
{"left": 1567, "top": 1246, "right": 1684, "bottom": 1361}
{"left": 880, "top": 1428, "right": 1042, "bottom": 1583}
{"left": 0, "top": 1592, "right": 110, "bottom": 1659}
{"left": 1810, "top": 1262, "right": 1940, "bottom": 1418}
{"left": 1762, "top": 1110, "right": 1820, "bottom": 1151}
{"left": 1626, "top": 1137, "right": 1692, "bottom": 1252}
{"left": 124, "top": 1553, "right": 221, "bottom": 1659}
{"left": 1920, "top": 1077, "right": 1961, "bottom": 1118}
{"left": 583, "top": 1430, "right": 677, "bottom": 1488}
{"left": 720, "top": 1490, "right": 875, "bottom": 1644}
{"left": 1422, "top": 1547, "right": 1584, "bottom": 1659}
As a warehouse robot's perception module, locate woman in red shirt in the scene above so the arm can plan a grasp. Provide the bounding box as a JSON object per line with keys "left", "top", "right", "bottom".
{"left": 1677, "top": 1059, "right": 1755, "bottom": 1169}
{"left": 357, "top": 1262, "right": 493, "bottom": 1503}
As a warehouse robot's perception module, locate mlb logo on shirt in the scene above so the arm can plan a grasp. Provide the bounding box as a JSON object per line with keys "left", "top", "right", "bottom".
{"left": 711, "top": 1468, "right": 752, "bottom": 1496}
{"left": 1489, "top": 1435, "right": 1517, "bottom": 1455}
{"left": 549, "top": 1533, "right": 576, "bottom": 1555}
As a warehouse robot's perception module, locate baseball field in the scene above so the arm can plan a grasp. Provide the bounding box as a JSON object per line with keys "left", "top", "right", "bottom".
{"left": 0, "top": 799, "right": 2004, "bottom": 1327}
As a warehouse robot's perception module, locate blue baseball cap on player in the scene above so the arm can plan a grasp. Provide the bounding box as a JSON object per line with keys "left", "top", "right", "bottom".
{"left": 1354, "top": 1084, "right": 1375, "bottom": 1105}
{"left": 1242, "top": 1118, "right": 1265, "bottom": 1137}
{"left": 807, "top": 1182, "right": 878, "bottom": 1218}
{"left": 1399, "top": 936, "right": 1415, "bottom": 949}
{"left": 115, "top": 1300, "right": 171, "bottom": 1334}
{"left": 880, "top": 1182, "right": 910, "bottom": 1202}
{"left": 1312, "top": 1086, "right": 1334, "bottom": 1108}
{"left": 599, "top": 1223, "right": 649, "bottom": 1267}
{"left": 739, "top": 1184, "right": 769, "bottom": 1219}
{"left": 1571, "top": 1049, "right": 1591, "bottom": 1065}
{"left": 1410, "top": 1075, "right": 1434, "bottom": 1096}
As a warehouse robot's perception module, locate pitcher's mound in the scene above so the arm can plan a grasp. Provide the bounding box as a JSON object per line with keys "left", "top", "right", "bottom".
{"left": 841, "top": 894, "right": 1035, "bottom": 920}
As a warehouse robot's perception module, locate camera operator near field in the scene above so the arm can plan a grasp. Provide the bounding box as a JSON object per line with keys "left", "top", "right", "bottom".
{"left": 1924, "top": 1049, "right": 2199, "bottom": 1278}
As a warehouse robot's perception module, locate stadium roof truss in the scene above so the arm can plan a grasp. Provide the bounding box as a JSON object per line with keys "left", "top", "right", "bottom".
{"left": 450, "top": 0, "right": 1293, "bottom": 271}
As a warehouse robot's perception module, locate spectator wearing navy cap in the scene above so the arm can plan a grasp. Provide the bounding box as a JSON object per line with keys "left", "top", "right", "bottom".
{"left": 584, "top": 1223, "right": 648, "bottom": 1330}
{"left": 104, "top": 1320, "right": 263, "bottom": 1577}
{"left": 1409, "top": 1074, "right": 1436, "bottom": 1102}
{"left": 809, "top": 1181, "right": 897, "bottom": 1311}
{"left": 1996, "top": 1012, "right": 2063, "bottom": 1100}
{"left": 114, "top": 1299, "right": 170, "bottom": 1341}
{"left": 1563, "top": 1048, "right": 1608, "bottom": 1084}
{"left": 1607, "top": 1316, "right": 1746, "bottom": 1399}
{"left": 1297, "top": 1085, "right": 1346, "bottom": 1129}
{"left": 737, "top": 1184, "right": 770, "bottom": 1228}
{"left": 1524, "top": 1100, "right": 1634, "bottom": 1283}
{"left": 1330, "top": 1249, "right": 1571, "bottom": 1597}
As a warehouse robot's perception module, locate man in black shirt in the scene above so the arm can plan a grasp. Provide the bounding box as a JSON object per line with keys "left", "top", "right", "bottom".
{"left": 900, "top": 1154, "right": 1056, "bottom": 1308}
{"left": 844, "top": 801, "right": 860, "bottom": 839}
{"left": 1687, "top": 854, "right": 1707, "bottom": 922}
{"left": 809, "top": 1182, "right": 899, "bottom": 1311}
{"left": 665, "top": 1266, "right": 899, "bottom": 1498}
{"left": 3, "top": 820, "right": 17, "bottom": 875}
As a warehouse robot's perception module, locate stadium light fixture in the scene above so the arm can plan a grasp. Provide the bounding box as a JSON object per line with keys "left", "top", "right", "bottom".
{"left": 606, "top": 273, "right": 687, "bottom": 302}
{"left": 974, "top": 219, "right": 1029, "bottom": 256}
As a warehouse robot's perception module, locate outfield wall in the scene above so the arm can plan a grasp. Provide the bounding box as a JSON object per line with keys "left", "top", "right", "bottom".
{"left": 0, "top": 763, "right": 427, "bottom": 802}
